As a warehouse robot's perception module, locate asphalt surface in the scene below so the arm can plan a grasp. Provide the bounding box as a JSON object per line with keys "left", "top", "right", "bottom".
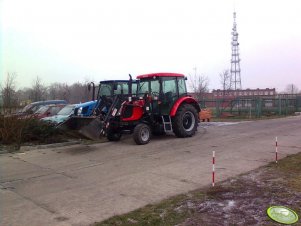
{"left": 1, "top": 116, "right": 301, "bottom": 226}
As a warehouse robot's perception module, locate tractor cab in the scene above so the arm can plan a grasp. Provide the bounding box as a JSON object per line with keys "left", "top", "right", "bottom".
{"left": 136, "top": 73, "right": 188, "bottom": 115}
{"left": 98, "top": 80, "right": 137, "bottom": 97}
{"left": 58, "top": 79, "right": 137, "bottom": 139}
{"left": 94, "top": 79, "right": 137, "bottom": 116}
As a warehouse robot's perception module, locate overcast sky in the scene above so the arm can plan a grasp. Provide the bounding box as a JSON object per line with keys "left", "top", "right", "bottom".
{"left": 1, "top": 0, "right": 301, "bottom": 92}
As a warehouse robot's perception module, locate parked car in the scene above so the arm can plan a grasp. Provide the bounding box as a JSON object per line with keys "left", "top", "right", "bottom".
{"left": 42, "top": 104, "right": 77, "bottom": 124}
{"left": 42, "top": 101, "right": 97, "bottom": 125}
{"left": 18, "top": 100, "right": 68, "bottom": 116}
{"left": 34, "top": 104, "right": 66, "bottom": 119}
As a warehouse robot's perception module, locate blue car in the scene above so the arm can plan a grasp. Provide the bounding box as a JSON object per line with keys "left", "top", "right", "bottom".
{"left": 42, "top": 101, "right": 97, "bottom": 125}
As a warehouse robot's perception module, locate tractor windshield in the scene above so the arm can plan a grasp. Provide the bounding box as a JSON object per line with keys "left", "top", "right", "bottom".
{"left": 118, "top": 82, "right": 129, "bottom": 95}
{"left": 132, "top": 82, "right": 137, "bottom": 96}
{"left": 99, "top": 84, "right": 112, "bottom": 97}
{"left": 114, "top": 83, "right": 123, "bottom": 95}
{"left": 137, "top": 81, "right": 149, "bottom": 97}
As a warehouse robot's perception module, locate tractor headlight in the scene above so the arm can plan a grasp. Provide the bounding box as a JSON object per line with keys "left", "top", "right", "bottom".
{"left": 77, "top": 107, "right": 83, "bottom": 116}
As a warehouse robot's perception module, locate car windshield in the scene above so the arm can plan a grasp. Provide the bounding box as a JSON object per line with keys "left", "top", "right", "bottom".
{"left": 57, "top": 105, "right": 75, "bottom": 115}
{"left": 21, "top": 104, "right": 34, "bottom": 113}
{"left": 35, "top": 106, "right": 49, "bottom": 114}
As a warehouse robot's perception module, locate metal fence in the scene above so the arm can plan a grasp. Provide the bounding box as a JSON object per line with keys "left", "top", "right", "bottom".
{"left": 199, "top": 95, "right": 301, "bottom": 118}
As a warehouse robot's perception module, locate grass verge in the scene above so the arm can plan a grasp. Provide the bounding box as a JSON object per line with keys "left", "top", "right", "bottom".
{"left": 94, "top": 152, "right": 301, "bottom": 226}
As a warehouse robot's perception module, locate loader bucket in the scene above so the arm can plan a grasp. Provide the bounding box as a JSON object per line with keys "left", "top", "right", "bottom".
{"left": 78, "top": 117, "right": 104, "bottom": 140}
{"left": 58, "top": 116, "right": 96, "bottom": 130}
{"left": 58, "top": 116, "right": 104, "bottom": 140}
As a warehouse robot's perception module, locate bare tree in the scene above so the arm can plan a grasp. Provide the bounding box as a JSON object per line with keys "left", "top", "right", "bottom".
{"left": 68, "top": 82, "right": 91, "bottom": 103}
{"left": 188, "top": 68, "right": 209, "bottom": 101}
{"left": 0, "top": 72, "right": 18, "bottom": 113}
{"left": 219, "top": 69, "right": 230, "bottom": 96}
{"left": 16, "top": 88, "right": 32, "bottom": 107}
{"left": 285, "top": 84, "right": 299, "bottom": 94}
{"left": 30, "top": 76, "right": 47, "bottom": 101}
{"left": 48, "top": 83, "right": 70, "bottom": 101}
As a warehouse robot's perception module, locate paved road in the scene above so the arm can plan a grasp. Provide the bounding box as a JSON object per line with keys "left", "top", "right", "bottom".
{"left": 1, "top": 116, "right": 301, "bottom": 226}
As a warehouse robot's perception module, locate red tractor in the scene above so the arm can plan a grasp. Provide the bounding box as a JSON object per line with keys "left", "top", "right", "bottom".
{"left": 103, "top": 73, "right": 201, "bottom": 144}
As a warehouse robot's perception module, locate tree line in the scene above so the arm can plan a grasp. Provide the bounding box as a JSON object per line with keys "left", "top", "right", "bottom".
{"left": 0, "top": 73, "right": 95, "bottom": 113}
{"left": 1, "top": 71, "right": 300, "bottom": 113}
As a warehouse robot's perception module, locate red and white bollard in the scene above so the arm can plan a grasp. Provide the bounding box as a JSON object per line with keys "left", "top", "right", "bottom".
{"left": 212, "top": 151, "right": 215, "bottom": 187}
{"left": 275, "top": 137, "right": 278, "bottom": 163}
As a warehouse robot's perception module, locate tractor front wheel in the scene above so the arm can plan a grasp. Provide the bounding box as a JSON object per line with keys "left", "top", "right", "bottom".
{"left": 133, "top": 123, "right": 151, "bottom": 145}
{"left": 172, "top": 104, "right": 198, "bottom": 138}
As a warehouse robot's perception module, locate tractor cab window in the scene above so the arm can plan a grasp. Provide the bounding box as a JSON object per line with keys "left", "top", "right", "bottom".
{"left": 131, "top": 83, "right": 137, "bottom": 96}
{"left": 137, "top": 81, "right": 150, "bottom": 97}
{"left": 150, "top": 80, "right": 160, "bottom": 95}
{"left": 99, "top": 84, "right": 112, "bottom": 96}
{"left": 121, "top": 82, "right": 129, "bottom": 95}
{"left": 159, "top": 77, "right": 178, "bottom": 114}
{"left": 162, "top": 77, "right": 177, "bottom": 99}
{"left": 114, "top": 84, "right": 123, "bottom": 95}
{"left": 177, "top": 78, "right": 187, "bottom": 96}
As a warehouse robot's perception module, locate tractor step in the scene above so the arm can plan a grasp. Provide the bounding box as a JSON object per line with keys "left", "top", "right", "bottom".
{"left": 161, "top": 115, "right": 173, "bottom": 132}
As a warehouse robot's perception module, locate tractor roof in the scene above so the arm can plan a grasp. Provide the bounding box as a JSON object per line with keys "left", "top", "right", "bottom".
{"left": 100, "top": 80, "right": 130, "bottom": 84}
{"left": 137, "top": 73, "right": 185, "bottom": 79}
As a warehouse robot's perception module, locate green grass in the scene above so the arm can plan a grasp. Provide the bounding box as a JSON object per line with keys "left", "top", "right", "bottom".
{"left": 95, "top": 152, "right": 301, "bottom": 226}
{"left": 95, "top": 193, "right": 206, "bottom": 226}
{"left": 271, "top": 153, "right": 301, "bottom": 192}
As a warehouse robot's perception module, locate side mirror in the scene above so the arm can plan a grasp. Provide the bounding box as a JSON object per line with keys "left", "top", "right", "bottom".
{"left": 184, "top": 76, "right": 188, "bottom": 80}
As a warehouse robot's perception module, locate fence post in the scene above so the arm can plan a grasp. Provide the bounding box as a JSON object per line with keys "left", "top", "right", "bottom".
{"left": 256, "top": 98, "right": 259, "bottom": 118}
{"left": 285, "top": 97, "right": 288, "bottom": 115}
{"left": 212, "top": 151, "right": 215, "bottom": 187}
{"left": 216, "top": 99, "right": 220, "bottom": 118}
{"left": 275, "top": 137, "right": 278, "bottom": 163}
{"left": 278, "top": 96, "right": 282, "bottom": 116}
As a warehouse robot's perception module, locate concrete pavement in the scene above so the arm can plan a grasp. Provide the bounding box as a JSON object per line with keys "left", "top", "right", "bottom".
{"left": 1, "top": 116, "right": 301, "bottom": 226}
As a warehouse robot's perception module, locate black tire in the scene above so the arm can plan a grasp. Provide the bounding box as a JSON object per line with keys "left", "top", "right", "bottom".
{"left": 133, "top": 123, "right": 151, "bottom": 145}
{"left": 172, "top": 104, "right": 198, "bottom": 138}
{"left": 107, "top": 129, "right": 121, "bottom": 141}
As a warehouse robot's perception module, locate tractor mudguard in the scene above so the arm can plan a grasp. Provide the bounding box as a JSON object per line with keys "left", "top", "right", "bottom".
{"left": 169, "top": 96, "right": 200, "bottom": 117}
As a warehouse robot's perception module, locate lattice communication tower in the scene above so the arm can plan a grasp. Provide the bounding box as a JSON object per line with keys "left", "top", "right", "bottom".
{"left": 230, "top": 12, "right": 242, "bottom": 90}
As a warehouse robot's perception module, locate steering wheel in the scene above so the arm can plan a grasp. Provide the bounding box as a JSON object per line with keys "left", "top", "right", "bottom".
{"left": 151, "top": 91, "right": 160, "bottom": 96}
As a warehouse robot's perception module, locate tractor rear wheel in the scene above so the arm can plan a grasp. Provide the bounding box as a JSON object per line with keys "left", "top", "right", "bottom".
{"left": 133, "top": 123, "right": 151, "bottom": 145}
{"left": 172, "top": 104, "right": 198, "bottom": 137}
{"left": 107, "top": 128, "right": 121, "bottom": 141}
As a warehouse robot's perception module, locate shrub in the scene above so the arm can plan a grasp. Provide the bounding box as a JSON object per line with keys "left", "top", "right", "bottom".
{"left": 0, "top": 115, "right": 64, "bottom": 148}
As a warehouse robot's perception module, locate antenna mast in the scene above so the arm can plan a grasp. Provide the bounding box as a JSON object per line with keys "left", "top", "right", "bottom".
{"left": 230, "top": 12, "right": 242, "bottom": 90}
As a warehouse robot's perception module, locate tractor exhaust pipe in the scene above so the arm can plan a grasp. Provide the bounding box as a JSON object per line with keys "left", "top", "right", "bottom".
{"left": 128, "top": 74, "right": 133, "bottom": 101}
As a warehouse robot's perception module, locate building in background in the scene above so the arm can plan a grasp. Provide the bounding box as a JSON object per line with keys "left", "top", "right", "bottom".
{"left": 212, "top": 88, "right": 276, "bottom": 98}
